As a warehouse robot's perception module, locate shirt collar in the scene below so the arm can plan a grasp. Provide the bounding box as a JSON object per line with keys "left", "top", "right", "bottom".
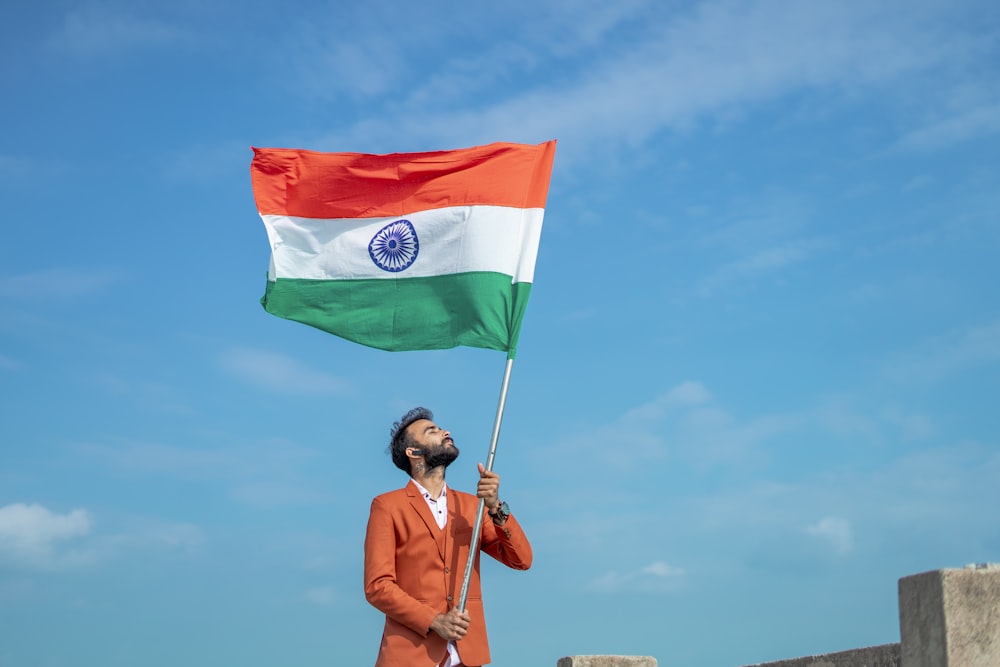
{"left": 412, "top": 479, "right": 447, "bottom": 501}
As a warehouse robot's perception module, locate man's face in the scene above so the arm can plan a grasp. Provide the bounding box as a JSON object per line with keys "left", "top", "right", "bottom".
{"left": 407, "top": 419, "right": 460, "bottom": 469}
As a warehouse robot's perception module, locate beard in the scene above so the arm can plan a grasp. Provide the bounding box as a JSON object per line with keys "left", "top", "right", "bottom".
{"left": 423, "top": 440, "right": 460, "bottom": 469}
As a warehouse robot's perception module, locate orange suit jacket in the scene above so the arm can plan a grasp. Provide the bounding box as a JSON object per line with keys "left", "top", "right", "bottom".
{"left": 364, "top": 480, "right": 532, "bottom": 667}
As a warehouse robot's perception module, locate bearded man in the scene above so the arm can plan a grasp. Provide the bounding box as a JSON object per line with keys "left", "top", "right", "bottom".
{"left": 363, "top": 407, "right": 533, "bottom": 667}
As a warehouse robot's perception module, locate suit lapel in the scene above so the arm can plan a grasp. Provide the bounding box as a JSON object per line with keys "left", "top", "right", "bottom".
{"left": 405, "top": 480, "right": 446, "bottom": 560}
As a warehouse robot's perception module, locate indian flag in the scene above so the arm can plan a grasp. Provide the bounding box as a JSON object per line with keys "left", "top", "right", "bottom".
{"left": 250, "top": 140, "right": 556, "bottom": 358}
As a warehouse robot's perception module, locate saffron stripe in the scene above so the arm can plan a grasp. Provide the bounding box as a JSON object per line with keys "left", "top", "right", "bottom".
{"left": 251, "top": 141, "right": 556, "bottom": 218}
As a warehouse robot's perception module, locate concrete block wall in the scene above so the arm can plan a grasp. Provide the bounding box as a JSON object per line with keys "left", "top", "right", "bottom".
{"left": 557, "top": 657, "right": 657, "bottom": 667}
{"left": 741, "top": 643, "right": 900, "bottom": 667}
{"left": 737, "top": 563, "right": 999, "bottom": 667}
{"left": 560, "top": 564, "right": 998, "bottom": 667}
{"left": 898, "top": 564, "right": 1000, "bottom": 667}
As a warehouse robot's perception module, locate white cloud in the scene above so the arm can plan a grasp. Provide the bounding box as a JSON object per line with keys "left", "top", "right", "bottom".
{"left": 219, "top": 347, "right": 353, "bottom": 396}
{"left": 0, "top": 503, "right": 206, "bottom": 571}
{"left": 642, "top": 561, "right": 686, "bottom": 578}
{"left": 589, "top": 561, "right": 686, "bottom": 593}
{"left": 0, "top": 503, "right": 93, "bottom": 570}
{"left": 805, "top": 517, "right": 854, "bottom": 556}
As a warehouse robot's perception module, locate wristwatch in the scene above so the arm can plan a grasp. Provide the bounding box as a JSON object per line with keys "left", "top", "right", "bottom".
{"left": 489, "top": 500, "right": 510, "bottom": 524}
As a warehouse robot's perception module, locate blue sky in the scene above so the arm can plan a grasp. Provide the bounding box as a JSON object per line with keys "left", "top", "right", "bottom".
{"left": 1, "top": 1, "right": 999, "bottom": 666}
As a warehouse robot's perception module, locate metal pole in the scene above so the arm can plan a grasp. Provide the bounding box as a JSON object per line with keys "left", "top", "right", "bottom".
{"left": 457, "top": 356, "right": 514, "bottom": 611}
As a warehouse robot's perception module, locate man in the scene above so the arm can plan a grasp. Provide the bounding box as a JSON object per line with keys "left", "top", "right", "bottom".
{"left": 364, "top": 407, "right": 533, "bottom": 667}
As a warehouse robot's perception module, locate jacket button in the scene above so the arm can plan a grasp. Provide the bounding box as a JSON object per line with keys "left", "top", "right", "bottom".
{"left": 447, "top": 595, "right": 453, "bottom": 601}
{"left": 444, "top": 567, "right": 450, "bottom": 573}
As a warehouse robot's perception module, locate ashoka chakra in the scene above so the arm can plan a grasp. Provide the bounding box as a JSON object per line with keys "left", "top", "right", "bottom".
{"left": 368, "top": 219, "right": 419, "bottom": 272}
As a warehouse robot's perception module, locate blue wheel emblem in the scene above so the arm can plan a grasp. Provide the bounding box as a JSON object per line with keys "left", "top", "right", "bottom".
{"left": 369, "top": 219, "right": 419, "bottom": 272}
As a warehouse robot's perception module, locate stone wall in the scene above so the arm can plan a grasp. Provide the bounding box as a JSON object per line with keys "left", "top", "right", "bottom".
{"left": 560, "top": 564, "right": 998, "bottom": 667}
{"left": 736, "top": 564, "right": 999, "bottom": 667}
{"left": 557, "top": 657, "right": 658, "bottom": 667}
{"left": 741, "top": 643, "right": 900, "bottom": 667}
{"left": 898, "top": 564, "right": 1000, "bottom": 667}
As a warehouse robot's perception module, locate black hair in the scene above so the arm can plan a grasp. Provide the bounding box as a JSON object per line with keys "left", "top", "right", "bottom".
{"left": 388, "top": 407, "right": 433, "bottom": 474}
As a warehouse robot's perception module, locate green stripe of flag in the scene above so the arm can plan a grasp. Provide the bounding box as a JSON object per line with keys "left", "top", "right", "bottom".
{"left": 261, "top": 273, "right": 533, "bottom": 357}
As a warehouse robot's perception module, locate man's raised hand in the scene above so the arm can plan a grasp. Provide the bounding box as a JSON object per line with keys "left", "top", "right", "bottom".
{"left": 477, "top": 463, "right": 500, "bottom": 512}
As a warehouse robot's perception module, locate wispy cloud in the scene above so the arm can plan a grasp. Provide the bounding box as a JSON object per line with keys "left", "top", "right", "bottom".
{"left": 882, "top": 320, "right": 1000, "bottom": 385}
{"left": 668, "top": 444, "right": 998, "bottom": 575}
{"left": 879, "top": 406, "right": 935, "bottom": 441}
{"left": 672, "top": 190, "right": 830, "bottom": 297}
{"left": 304, "top": 0, "right": 974, "bottom": 158}
{"left": 285, "top": 26, "right": 408, "bottom": 102}
{"left": 283, "top": 1, "right": 648, "bottom": 107}
{"left": 697, "top": 238, "right": 829, "bottom": 296}
{"left": 72, "top": 436, "right": 317, "bottom": 478}
{"left": 229, "top": 481, "right": 332, "bottom": 509}
{"left": 621, "top": 380, "right": 713, "bottom": 421}
{"left": 533, "top": 380, "right": 802, "bottom": 476}
{"left": 98, "top": 517, "right": 203, "bottom": 556}
{"left": 0, "top": 154, "right": 22, "bottom": 176}
{"left": 896, "top": 102, "right": 1000, "bottom": 152}
{"left": 218, "top": 347, "right": 353, "bottom": 396}
{"left": 69, "top": 436, "right": 330, "bottom": 508}
{"left": 0, "top": 154, "right": 70, "bottom": 183}
{"left": 303, "top": 586, "right": 338, "bottom": 606}
{"left": 529, "top": 377, "right": 981, "bottom": 576}
{"left": 0, "top": 268, "right": 119, "bottom": 300}
{"left": 93, "top": 372, "right": 193, "bottom": 415}
{"left": 163, "top": 141, "right": 254, "bottom": 186}
{"left": 72, "top": 440, "right": 235, "bottom": 477}
{"left": 45, "top": 4, "right": 193, "bottom": 58}
{"left": 0, "top": 502, "right": 205, "bottom": 572}
{"left": 589, "top": 561, "right": 686, "bottom": 593}
{"left": 805, "top": 516, "right": 854, "bottom": 556}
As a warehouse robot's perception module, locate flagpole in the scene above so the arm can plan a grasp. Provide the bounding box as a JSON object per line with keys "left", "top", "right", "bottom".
{"left": 457, "top": 355, "right": 515, "bottom": 612}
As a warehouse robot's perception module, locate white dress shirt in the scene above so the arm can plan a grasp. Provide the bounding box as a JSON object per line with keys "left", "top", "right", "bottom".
{"left": 412, "top": 480, "right": 462, "bottom": 667}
